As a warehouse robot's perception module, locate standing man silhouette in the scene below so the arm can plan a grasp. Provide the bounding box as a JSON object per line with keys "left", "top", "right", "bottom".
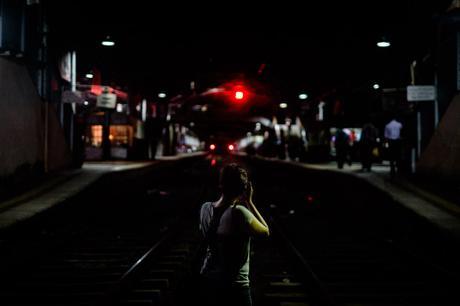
{"left": 384, "top": 116, "right": 403, "bottom": 176}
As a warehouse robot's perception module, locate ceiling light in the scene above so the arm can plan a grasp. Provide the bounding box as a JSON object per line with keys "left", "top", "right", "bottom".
{"left": 101, "top": 36, "right": 115, "bottom": 47}
{"left": 377, "top": 40, "right": 391, "bottom": 48}
{"left": 299, "top": 93, "right": 308, "bottom": 100}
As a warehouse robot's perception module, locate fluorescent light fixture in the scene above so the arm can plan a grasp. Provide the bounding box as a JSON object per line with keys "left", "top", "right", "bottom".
{"left": 102, "top": 41, "right": 115, "bottom": 46}
{"left": 279, "top": 102, "right": 288, "bottom": 109}
{"left": 299, "top": 93, "right": 308, "bottom": 100}
{"left": 101, "top": 36, "right": 115, "bottom": 47}
{"left": 158, "top": 92, "right": 167, "bottom": 98}
{"left": 86, "top": 73, "right": 94, "bottom": 79}
{"left": 377, "top": 41, "right": 391, "bottom": 48}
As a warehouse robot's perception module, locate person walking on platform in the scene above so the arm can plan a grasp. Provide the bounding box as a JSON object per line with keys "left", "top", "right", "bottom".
{"left": 360, "top": 122, "right": 379, "bottom": 171}
{"left": 199, "top": 163, "right": 270, "bottom": 306}
{"left": 384, "top": 116, "right": 403, "bottom": 176}
{"left": 334, "top": 127, "right": 350, "bottom": 169}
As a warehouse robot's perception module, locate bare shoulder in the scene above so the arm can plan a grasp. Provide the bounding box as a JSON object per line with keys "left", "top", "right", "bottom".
{"left": 232, "top": 204, "right": 255, "bottom": 221}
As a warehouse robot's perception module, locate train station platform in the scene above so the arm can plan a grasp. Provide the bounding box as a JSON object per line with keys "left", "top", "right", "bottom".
{"left": 271, "top": 157, "right": 460, "bottom": 242}
{"left": 0, "top": 153, "right": 205, "bottom": 232}
{"left": 0, "top": 161, "right": 155, "bottom": 231}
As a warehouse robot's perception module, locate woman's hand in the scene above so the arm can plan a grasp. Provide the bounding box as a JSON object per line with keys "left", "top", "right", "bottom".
{"left": 237, "top": 182, "right": 253, "bottom": 208}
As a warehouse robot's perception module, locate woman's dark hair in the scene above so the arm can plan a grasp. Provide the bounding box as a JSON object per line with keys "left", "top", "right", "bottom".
{"left": 220, "top": 163, "right": 249, "bottom": 199}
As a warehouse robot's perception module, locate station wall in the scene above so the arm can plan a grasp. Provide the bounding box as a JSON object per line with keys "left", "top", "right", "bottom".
{"left": 417, "top": 94, "right": 460, "bottom": 181}
{"left": 0, "top": 57, "right": 71, "bottom": 186}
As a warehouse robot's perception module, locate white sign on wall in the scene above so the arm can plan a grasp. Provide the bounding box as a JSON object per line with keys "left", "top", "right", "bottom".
{"left": 407, "top": 85, "right": 436, "bottom": 101}
{"left": 97, "top": 93, "right": 117, "bottom": 109}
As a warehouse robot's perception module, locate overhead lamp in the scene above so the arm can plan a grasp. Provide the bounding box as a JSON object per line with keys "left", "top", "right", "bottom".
{"left": 101, "top": 36, "right": 115, "bottom": 47}
{"left": 158, "top": 92, "right": 167, "bottom": 98}
{"left": 279, "top": 102, "right": 288, "bottom": 109}
{"left": 377, "top": 37, "right": 391, "bottom": 48}
{"left": 373, "top": 83, "right": 380, "bottom": 90}
{"left": 85, "top": 73, "right": 94, "bottom": 79}
{"left": 298, "top": 93, "right": 308, "bottom": 100}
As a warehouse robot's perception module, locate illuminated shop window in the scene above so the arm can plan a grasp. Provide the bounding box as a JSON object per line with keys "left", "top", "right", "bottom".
{"left": 87, "top": 125, "right": 133, "bottom": 148}
{"left": 109, "top": 125, "right": 133, "bottom": 146}
{"left": 90, "top": 125, "right": 103, "bottom": 147}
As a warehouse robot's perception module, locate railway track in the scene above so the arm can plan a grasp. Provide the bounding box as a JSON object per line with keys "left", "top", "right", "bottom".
{"left": 0, "top": 157, "right": 211, "bottom": 306}
{"left": 250, "top": 159, "right": 460, "bottom": 306}
{"left": 250, "top": 218, "right": 333, "bottom": 306}
{"left": 285, "top": 221, "right": 459, "bottom": 306}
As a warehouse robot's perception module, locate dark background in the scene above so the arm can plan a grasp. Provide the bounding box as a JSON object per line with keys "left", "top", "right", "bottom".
{"left": 45, "top": 1, "right": 452, "bottom": 97}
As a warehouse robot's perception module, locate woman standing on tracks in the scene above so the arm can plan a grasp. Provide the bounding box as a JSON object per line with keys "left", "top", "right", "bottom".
{"left": 199, "top": 163, "right": 270, "bottom": 306}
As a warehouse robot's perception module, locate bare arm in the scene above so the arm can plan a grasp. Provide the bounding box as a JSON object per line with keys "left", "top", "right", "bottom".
{"left": 245, "top": 183, "right": 270, "bottom": 236}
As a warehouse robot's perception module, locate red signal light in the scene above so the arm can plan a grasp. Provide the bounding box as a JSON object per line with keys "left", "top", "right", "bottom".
{"left": 228, "top": 144, "right": 235, "bottom": 151}
{"left": 210, "top": 144, "right": 216, "bottom": 151}
{"left": 231, "top": 84, "right": 247, "bottom": 103}
{"left": 235, "top": 91, "right": 244, "bottom": 100}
